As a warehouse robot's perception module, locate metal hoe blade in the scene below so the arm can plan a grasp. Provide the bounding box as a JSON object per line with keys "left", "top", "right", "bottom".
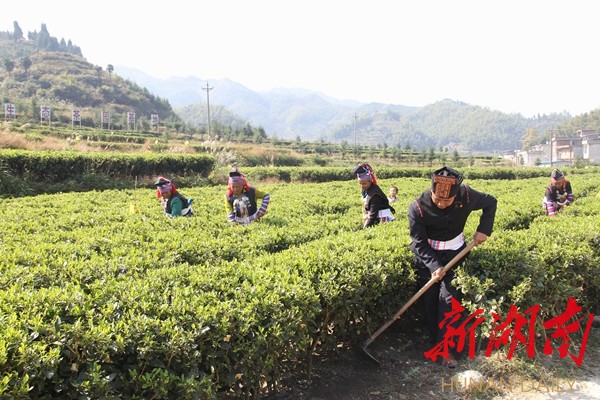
{"left": 360, "top": 339, "right": 381, "bottom": 365}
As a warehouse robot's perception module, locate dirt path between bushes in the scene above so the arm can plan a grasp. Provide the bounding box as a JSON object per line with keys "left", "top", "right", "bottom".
{"left": 265, "top": 316, "right": 600, "bottom": 400}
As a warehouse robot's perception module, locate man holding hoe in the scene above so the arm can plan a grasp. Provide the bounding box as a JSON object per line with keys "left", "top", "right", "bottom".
{"left": 408, "top": 166, "right": 497, "bottom": 368}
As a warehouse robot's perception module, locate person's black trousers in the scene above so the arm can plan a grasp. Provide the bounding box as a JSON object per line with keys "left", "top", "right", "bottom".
{"left": 414, "top": 247, "right": 467, "bottom": 345}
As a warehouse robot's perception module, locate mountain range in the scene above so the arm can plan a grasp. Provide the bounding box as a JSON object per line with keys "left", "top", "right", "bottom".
{"left": 115, "top": 66, "right": 375, "bottom": 139}
{"left": 115, "top": 66, "right": 577, "bottom": 154}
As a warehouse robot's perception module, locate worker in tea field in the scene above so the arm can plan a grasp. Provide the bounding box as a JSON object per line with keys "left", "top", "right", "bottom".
{"left": 388, "top": 185, "right": 399, "bottom": 204}
{"left": 224, "top": 167, "right": 270, "bottom": 225}
{"left": 353, "top": 163, "right": 395, "bottom": 227}
{"left": 542, "top": 169, "right": 574, "bottom": 216}
{"left": 154, "top": 177, "right": 194, "bottom": 218}
{"left": 407, "top": 166, "right": 497, "bottom": 368}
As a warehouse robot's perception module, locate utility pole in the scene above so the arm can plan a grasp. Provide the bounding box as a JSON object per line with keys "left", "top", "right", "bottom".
{"left": 202, "top": 82, "right": 213, "bottom": 140}
{"left": 550, "top": 131, "right": 553, "bottom": 167}
{"left": 353, "top": 113, "right": 358, "bottom": 152}
{"left": 548, "top": 129, "right": 558, "bottom": 167}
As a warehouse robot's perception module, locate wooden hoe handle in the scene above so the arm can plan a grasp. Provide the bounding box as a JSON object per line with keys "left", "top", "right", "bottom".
{"left": 362, "top": 240, "right": 476, "bottom": 349}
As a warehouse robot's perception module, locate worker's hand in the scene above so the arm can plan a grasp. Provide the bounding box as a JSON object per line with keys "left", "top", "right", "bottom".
{"left": 249, "top": 212, "right": 262, "bottom": 222}
{"left": 472, "top": 232, "right": 489, "bottom": 246}
{"left": 432, "top": 268, "right": 446, "bottom": 281}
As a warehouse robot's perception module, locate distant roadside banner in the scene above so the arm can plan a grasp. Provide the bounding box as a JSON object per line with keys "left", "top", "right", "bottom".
{"left": 40, "top": 106, "right": 51, "bottom": 125}
{"left": 101, "top": 111, "right": 110, "bottom": 129}
{"left": 4, "top": 103, "right": 16, "bottom": 120}
{"left": 1, "top": 101, "right": 159, "bottom": 131}
{"left": 127, "top": 112, "right": 136, "bottom": 130}
{"left": 72, "top": 109, "right": 81, "bottom": 127}
{"left": 151, "top": 114, "right": 159, "bottom": 129}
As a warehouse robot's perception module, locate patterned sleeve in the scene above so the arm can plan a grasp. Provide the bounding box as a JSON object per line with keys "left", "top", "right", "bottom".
{"left": 253, "top": 189, "right": 270, "bottom": 218}
{"left": 565, "top": 181, "right": 574, "bottom": 204}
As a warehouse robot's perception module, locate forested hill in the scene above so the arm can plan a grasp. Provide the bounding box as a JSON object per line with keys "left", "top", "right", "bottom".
{"left": 0, "top": 23, "right": 178, "bottom": 129}
{"left": 118, "top": 68, "right": 590, "bottom": 154}
{"left": 330, "top": 99, "right": 575, "bottom": 153}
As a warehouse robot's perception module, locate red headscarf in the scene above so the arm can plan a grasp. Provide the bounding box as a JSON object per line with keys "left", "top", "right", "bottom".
{"left": 354, "top": 163, "right": 378, "bottom": 185}
{"left": 226, "top": 168, "right": 251, "bottom": 196}
{"left": 155, "top": 176, "right": 179, "bottom": 198}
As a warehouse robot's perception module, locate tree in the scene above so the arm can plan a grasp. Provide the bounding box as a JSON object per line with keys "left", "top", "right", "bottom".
{"left": 3, "top": 58, "right": 15, "bottom": 78}
{"left": 416, "top": 149, "right": 427, "bottom": 166}
{"left": 253, "top": 126, "right": 267, "bottom": 143}
{"left": 30, "top": 98, "right": 39, "bottom": 120}
{"left": 21, "top": 57, "right": 32, "bottom": 78}
{"left": 428, "top": 146, "right": 436, "bottom": 166}
{"left": 107, "top": 64, "right": 114, "bottom": 80}
{"left": 241, "top": 122, "right": 253, "bottom": 139}
{"left": 452, "top": 149, "right": 460, "bottom": 163}
{"left": 37, "top": 24, "right": 52, "bottom": 50}
{"left": 521, "top": 127, "right": 539, "bottom": 150}
{"left": 340, "top": 140, "right": 348, "bottom": 158}
{"left": 12, "top": 21, "right": 23, "bottom": 42}
{"left": 392, "top": 147, "right": 402, "bottom": 162}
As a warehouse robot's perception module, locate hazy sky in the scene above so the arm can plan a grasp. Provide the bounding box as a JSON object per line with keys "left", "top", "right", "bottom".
{"left": 2, "top": 0, "right": 599, "bottom": 117}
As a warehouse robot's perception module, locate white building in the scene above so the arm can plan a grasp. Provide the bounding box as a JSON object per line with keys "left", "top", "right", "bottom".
{"left": 581, "top": 131, "right": 600, "bottom": 164}
{"left": 514, "top": 129, "right": 600, "bottom": 166}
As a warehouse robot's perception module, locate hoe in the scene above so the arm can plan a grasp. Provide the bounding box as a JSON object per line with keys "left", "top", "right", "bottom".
{"left": 361, "top": 240, "right": 476, "bottom": 364}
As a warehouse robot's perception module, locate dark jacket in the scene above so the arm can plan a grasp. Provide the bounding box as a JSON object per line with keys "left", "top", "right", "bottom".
{"left": 363, "top": 184, "right": 395, "bottom": 227}
{"left": 544, "top": 180, "right": 573, "bottom": 203}
{"left": 408, "top": 184, "right": 497, "bottom": 273}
